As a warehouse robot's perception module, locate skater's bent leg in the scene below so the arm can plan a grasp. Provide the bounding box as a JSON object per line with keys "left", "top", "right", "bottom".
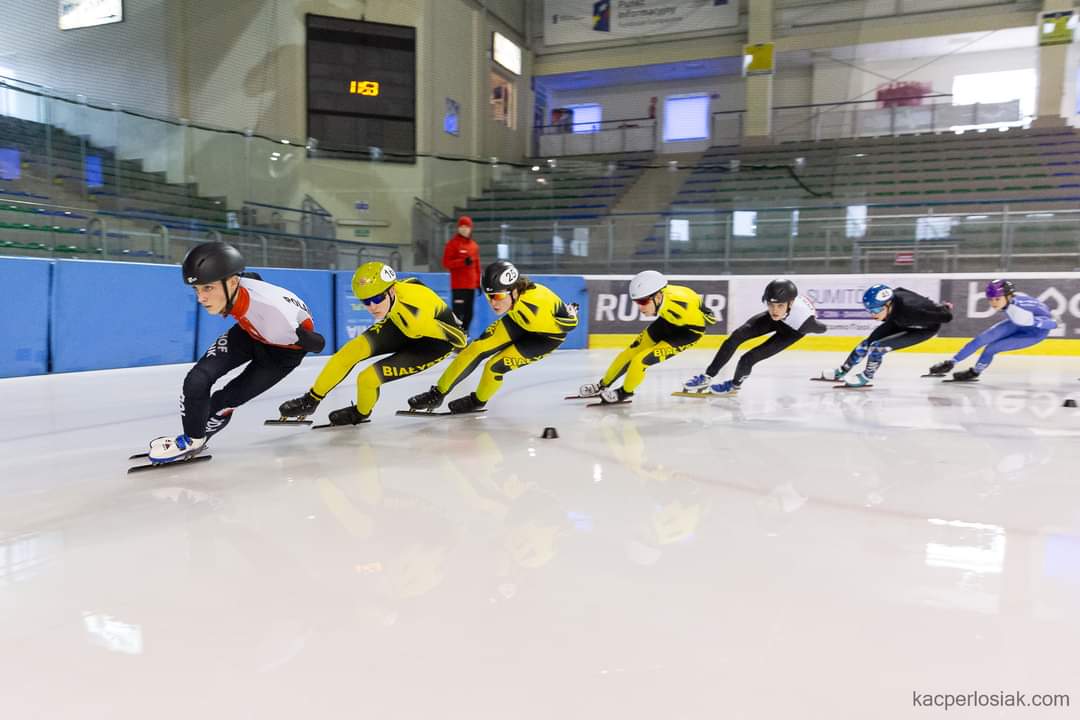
{"left": 474, "top": 334, "right": 563, "bottom": 402}
{"left": 705, "top": 313, "right": 770, "bottom": 378}
{"left": 840, "top": 322, "right": 894, "bottom": 373}
{"left": 601, "top": 329, "right": 657, "bottom": 388}
{"left": 621, "top": 341, "right": 686, "bottom": 393}
{"left": 732, "top": 329, "right": 800, "bottom": 385}
{"left": 182, "top": 326, "right": 253, "bottom": 438}
{"left": 208, "top": 348, "right": 305, "bottom": 425}
{"left": 361, "top": 340, "right": 453, "bottom": 414}
{"left": 310, "top": 323, "right": 407, "bottom": 400}
{"left": 435, "top": 318, "right": 514, "bottom": 395}
{"left": 973, "top": 327, "right": 1048, "bottom": 373}
{"left": 954, "top": 320, "right": 1012, "bottom": 363}
{"left": 862, "top": 328, "right": 937, "bottom": 378}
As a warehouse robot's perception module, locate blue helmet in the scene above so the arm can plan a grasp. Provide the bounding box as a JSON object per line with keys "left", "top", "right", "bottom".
{"left": 862, "top": 284, "right": 894, "bottom": 313}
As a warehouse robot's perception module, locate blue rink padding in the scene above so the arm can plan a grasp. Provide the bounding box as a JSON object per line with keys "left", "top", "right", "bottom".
{"left": 196, "top": 267, "right": 334, "bottom": 357}
{"left": 50, "top": 260, "right": 197, "bottom": 373}
{"left": 0, "top": 257, "right": 51, "bottom": 377}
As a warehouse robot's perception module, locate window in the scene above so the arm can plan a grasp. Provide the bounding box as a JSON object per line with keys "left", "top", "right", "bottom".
{"left": 846, "top": 205, "right": 867, "bottom": 239}
{"left": 565, "top": 103, "right": 602, "bottom": 134}
{"left": 663, "top": 94, "right": 710, "bottom": 143}
{"left": 733, "top": 211, "right": 757, "bottom": 237}
{"left": 669, "top": 218, "right": 690, "bottom": 243}
{"left": 491, "top": 73, "right": 516, "bottom": 129}
{"left": 952, "top": 69, "right": 1035, "bottom": 128}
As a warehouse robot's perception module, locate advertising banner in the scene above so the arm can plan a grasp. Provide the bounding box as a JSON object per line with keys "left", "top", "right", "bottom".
{"left": 940, "top": 278, "right": 1080, "bottom": 339}
{"left": 544, "top": 0, "right": 739, "bottom": 46}
{"left": 586, "top": 276, "right": 728, "bottom": 335}
{"left": 727, "top": 275, "right": 941, "bottom": 336}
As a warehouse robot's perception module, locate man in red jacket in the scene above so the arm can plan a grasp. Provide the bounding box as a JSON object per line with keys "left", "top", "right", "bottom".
{"left": 442, "top": 215, "right": 481, "bottom": 335}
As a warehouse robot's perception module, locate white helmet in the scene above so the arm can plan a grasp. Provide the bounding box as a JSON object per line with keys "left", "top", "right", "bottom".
{"left": 629, "top": 270, "right": 667, "bottom": 300}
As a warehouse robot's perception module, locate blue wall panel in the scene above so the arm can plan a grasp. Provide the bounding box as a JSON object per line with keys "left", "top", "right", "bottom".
{"left": 196, "top": 268, "right": 334, "bottom": 357}
{"left": 50, "top": 260, "right": 197, "bottom": 372}
{"left": 0, "top": 257, "right": 51, "bottom": 377}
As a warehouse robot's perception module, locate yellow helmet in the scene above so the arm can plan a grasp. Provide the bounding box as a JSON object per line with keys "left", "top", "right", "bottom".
{"left": 352, "top": 262, "right": 397, "bottom": 300}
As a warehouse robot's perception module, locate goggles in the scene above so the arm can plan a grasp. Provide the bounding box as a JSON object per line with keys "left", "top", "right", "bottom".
{"left": 486, "top": 291, "right": 512, "bottom": 302}
{"left": 633, "top": 296, "right": 654, "bottom": 307}
{"left": 361, "top": 292, "right": 387, "bottom": 306}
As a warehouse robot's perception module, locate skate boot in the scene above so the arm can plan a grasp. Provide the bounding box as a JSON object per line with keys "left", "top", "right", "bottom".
{"left": 842, "top": 372, "right": 871, "bottom": 388}
{"left": 927, "top": 359, "right": 955, "bottom": 376}
{"left": 279, "top": 391, "right": 320, "bottom": 419}
{"left": 823, "top": 368, "right": 847, "bottom": 381}
{"left": 600, "top": 386, "right": 633, "bottom": 404}
{"left": 447, "top": 392, "right": 487, "bottom": 414}
{"left": 684, "top": 374, "right": 713, "bottom": 392}
{"left": 327, "top": 404, "right": 370, "bottom": 425}
{"left": 578, "top": 381, "right": 605, "bottom": 398}
{"left": 951, "top": 368, "right": 980, "bottom": 382}
{"left": 204, "top": 408, "right": 234, "bottom": 439}
{"left": 708, "top": 379, "right": 739, "bottom": 395}
{"left": 148, "top": 434, "right": 208, "bottom": 464}
{"left": 408, "top": 385, "right": 446, "bottom": 411}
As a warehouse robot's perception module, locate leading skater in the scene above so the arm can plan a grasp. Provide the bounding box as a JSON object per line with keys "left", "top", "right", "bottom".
{"left": 277, "top": 262, "right": 467, "bottom": 425}
{"left": 145, "top": 242, "right": 326, "bottom": 464}
{"left": 824, "top": 283, "right": 953, "bottom": 387}
{"left": 579, "top": 270, "right": 716, "bottom": 404}
{"left": 683, "top": 279, "right": 826, "bottom": 395}
{"left": 406, "top": 260, "right": 578, "bottom": 414}
{"left": 926, "top": 279, "right": 1056, "bottom": 381}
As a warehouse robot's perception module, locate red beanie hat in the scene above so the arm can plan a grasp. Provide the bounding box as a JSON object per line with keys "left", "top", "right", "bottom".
{"left": 457, "top": 216, "right": 473, "bottom": 229}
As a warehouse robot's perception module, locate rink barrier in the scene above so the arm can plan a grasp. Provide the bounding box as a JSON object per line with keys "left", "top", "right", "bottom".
{"left": 584, "top": 272, "right": 1080, "bottom": 356}
{"left": 50, "top": 260, "right": 198, "bottom": 373}
{"left": 196, "top": 267, "right": 334, "bottom": 357}
{"left": 7, "top": 264, "right": 1079, "bottom": 379}
{"left": 0, "top": 257, "right": 51, "bottom": 377}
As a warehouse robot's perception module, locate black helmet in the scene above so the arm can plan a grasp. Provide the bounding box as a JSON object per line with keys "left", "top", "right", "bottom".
{"left": 762, "top": 279, "right": 798, "bottom": 304}
{"left": 482, "top": 260, "right": 520, "bottom": 294}
{"left": 182, "top": 242, "right": 245, "bottom": 285}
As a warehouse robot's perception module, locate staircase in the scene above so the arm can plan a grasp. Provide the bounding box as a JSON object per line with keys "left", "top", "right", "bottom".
{"left": 608, "top": 152, "right": 703, "bottom": 259}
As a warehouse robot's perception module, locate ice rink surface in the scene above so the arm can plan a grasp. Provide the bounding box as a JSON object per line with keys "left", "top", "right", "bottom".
{"left": 2, "top": 349, "right": 1079, "bottom": 719}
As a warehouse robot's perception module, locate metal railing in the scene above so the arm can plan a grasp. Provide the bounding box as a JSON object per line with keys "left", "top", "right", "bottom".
{"left": 535, "top": 117, "right": 657, "bottom": 157}
{"left": 0, "top": 197, "right": 402, "bottom": 270}
{"left": 467, "top": 204, "right": 1080, "bottom": 275}
{"left": 711, "top": 95, "right": 1025, "bottom": 147}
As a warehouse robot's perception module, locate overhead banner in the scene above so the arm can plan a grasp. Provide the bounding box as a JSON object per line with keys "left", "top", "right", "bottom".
{"left": 586, "top": 277, "right": 729, "bottom": 335}
{"left": 544, "top": 0, "right": 739, "bottom": 46}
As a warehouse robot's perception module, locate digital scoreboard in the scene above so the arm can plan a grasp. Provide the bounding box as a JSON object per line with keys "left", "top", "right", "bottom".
{"left": 306, "top": 15, "right": 416, "bottom": 160}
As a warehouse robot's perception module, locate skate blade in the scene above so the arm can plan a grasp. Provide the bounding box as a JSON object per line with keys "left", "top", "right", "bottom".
{"left": 834, "top": 384, "right": 874, "bottom": 390}
{"left": 313, "top": 419, "right": 372, "bottom": 429}
{"left": 264, "top": 418, "right": 313, "bottom": 426}
{"left": 671, "top": 391, "right": 712, "bottom": 398}
{"left": 942, "top": 378, "right": 979, "bottom": 383}
{"left": 564, "top": 394, "right": 596, "bottom": 400}
{"left": 810, "top": 376, "right": 843, "bottom": 382}
{"left": 128, "top": 454, "right": 212, "bottom": 474}
{"left": 921, "top": 373, "right": 947, "bottom": 378}
{"left": 395, "top": 409, "right": 486, "bottom": 418}
{"left": 586, "top": 400, "right": 632, "bottom": 407}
